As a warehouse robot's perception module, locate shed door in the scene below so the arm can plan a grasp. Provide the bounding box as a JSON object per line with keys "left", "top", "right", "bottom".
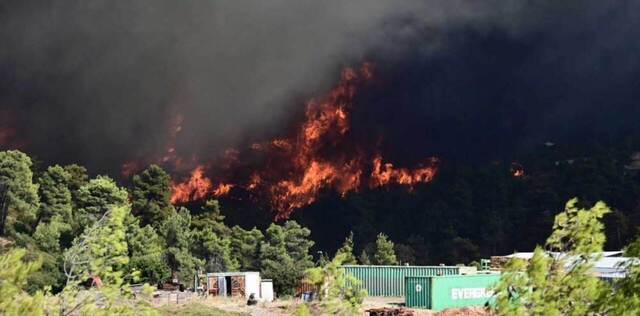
{"left": 231, "top": 275, "right": 246, "bottom": 297}
{"left": 218, "top": 276, "right": 227, "bottom": 296}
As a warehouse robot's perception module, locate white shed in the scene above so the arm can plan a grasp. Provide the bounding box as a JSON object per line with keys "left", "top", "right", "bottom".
{"left": 206, "top": 272, "right": 262, "bottom": 299}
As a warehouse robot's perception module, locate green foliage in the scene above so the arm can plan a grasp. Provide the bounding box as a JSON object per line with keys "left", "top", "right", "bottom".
{"left": 0, "top": 248, "right": 45, "bottom": 316}
{"left": 294, "top": 303, "right": 312, "bottom": 316}
{"left": 358, "top": 250, "right": 370, "bottom": 265}
{"left": 63, "top": 164, "right": 88, "bottom": 208}
{"left": 37, "top": 165, "right": 73, "bottom": 223}
{"left": 33, "top": 215, "right": 72, "bottom": 253}
{"left": 305, "top": 253, "right": 367, "bottom": 315}
{"left": 192, "top": 200, "right": 231, "bottom": 236}
{"left": 0, "top": 150, "right": 40, "bottom": 236}
{"left": 75, "top": 176, "right": 129, "bottom": 232}
{"left": 230, "top": 225, "right": 264, "bottom": 270}
{"left": 494, "top": 198, "right": 611, "bottom": 315}
{"left": 25, "top": 250, "right": 65, "bottom": 294}
{"left": 58, "top": 204, "right": 158, "bottom": 315}
{"left": 593, "top": 231, "right": 640, "bottom": 314}
{"left": 126, "top": 215, "right": 170, "bottom": 283}
{"left": 191, "top": 227, "right": 238, "bottom": 272}
{"left": 260, "top": 221, "right": 314, "bottom": 296}
{"left": 158, "top": 208, "right": 202, "bottom": 282}
{"left": 373, "top": 233, "right": 398, "bottom": 265}
{"left": 131, "top": 165, "right": 174, "bottom": 227}
{"left": 64, "top": 205, "right": 131, "bottom": 285}
{"left": 335, "top": 231, "right": 357, "bottom": 265}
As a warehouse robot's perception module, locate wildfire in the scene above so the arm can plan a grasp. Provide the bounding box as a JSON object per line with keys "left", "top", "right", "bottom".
{"left": 511, "top": 162, "right": 524, "bottom": 177}
{"left": 370, "top": 155, "right": 438, "bottom": 188}
{"left": 168, "top": 62, "right": 439, "bottom": 218}
{"left": 170, "top": 166, "right": 213, "bottom": 204}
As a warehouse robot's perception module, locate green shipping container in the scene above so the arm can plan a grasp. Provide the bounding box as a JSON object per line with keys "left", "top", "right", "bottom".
{"left": 405, "top": 273, "right": 501, "bottom": 311}
{"left": 342, "top": 265, "right": 461, "bottom": 297}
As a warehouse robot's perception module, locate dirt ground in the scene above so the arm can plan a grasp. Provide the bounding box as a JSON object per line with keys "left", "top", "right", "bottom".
{"left": 155, "top": 295, "right": 489, "bottom": 316}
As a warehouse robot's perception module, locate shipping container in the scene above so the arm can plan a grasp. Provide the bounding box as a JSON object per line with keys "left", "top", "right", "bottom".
{"left": 342, "top": 265, "right": 463, "bottom": 297}
{"left": 405, "top": 273, "right": 501, "bottom": 311}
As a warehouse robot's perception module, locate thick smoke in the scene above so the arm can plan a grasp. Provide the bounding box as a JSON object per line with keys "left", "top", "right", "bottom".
{"left": 1, "top": 1, "right": 640, "bottom": 173}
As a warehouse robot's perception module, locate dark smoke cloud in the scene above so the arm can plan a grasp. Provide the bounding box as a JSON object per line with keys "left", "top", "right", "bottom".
{"left": 1, "top": 1, "right": 639, "bottom": 173}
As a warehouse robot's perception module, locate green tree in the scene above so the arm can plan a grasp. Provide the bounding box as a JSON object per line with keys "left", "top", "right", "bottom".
{"left": 230, "top": 225, "right": 264, "bottom": 270}
{"left": 58, "top": 205, "right": 158, "bottom": 315}
{"left": 358, "top": 250, "right": 371, "bottom": 265}
{"left": 0, "top": 150, "right": 40, "bottom": 236}
{"left": 335, "top": 231, "right": 357, "bottom": 265}
{"left": 0, "top": 249, "right": 45, "bottom": 316}
{"left": 33, "top": 216, "right": 72, "bottom": 254}
{"left": 125, "top": 215, "right": 170, "bottom": 284}
{"left": 158, "top": 208, "right": 201, "bottom": 283}
{"left": 191, "top": 199, "right": 230, "bottom": 236}
{"left": 260, "top": 221, "right": 314, "bottom": 296}
{"left": 74, "top": 176, "right": 128, "bottom": 232}
{"left": 130, "top": 165, "right": 174, "bottom": 227}
{"left": 37, "top": 165, "right": 72, "bottom": 223}
{"left": 191, "top": 228, "right": 238, "bottom": 272}
{"left": 62, "top": 164, "right": 88, "bottom": 208}
{"left": 494, "top": 198, "right": 610, "bottom": 315}
{"left": 305, "top": 253, "right": 367, "bottom": 315}
{"left": 593, "top": 232, "right": 640, "bottom": 314}
{"left": 373, "top": 233, "right": 398, "bottom": 265}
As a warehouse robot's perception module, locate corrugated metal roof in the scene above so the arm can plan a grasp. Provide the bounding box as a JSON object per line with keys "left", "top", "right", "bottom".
{"left": 504, "top": 251, "right": 623, "bottom": 259}
{"left": 500, "top": 251, "right": 635, "bottom": 279}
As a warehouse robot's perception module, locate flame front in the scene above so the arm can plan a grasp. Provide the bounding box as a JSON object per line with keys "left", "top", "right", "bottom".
{"left": 170, "top": 166, "right": 213, "bottom": 204}
{"left": 168, "top": 63, "right": 439, "bottom": 218}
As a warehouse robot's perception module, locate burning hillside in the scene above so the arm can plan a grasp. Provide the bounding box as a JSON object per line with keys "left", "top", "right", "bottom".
{"left": 137, "top": 63, "right": 438, "bottom": 219}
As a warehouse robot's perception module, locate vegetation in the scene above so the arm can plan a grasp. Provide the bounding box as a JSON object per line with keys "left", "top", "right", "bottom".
{"left": 3, "top": 147, "right": 640, "bottom": 314}
{"left": 0, "top": 150, "right": 389, "bottom": 314}
{"left": 494, "top": 198, "right": 640, "bottom": 315}
{"left": 372, "top": 233, "right": 398, "bottom": 265}
{"left": 334, "top": 232, "right": 357, "bottom": 265}
{"left": 305, "top": 253, "right": 367, "bottom": 315}
{"left": 158, "top": 303, "right": 248, "bottom": 316}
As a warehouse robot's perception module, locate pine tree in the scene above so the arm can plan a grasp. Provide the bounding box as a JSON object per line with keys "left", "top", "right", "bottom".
{"left": 37, "top": 165, "right": 72, "bottom": 223}
{"left": 191, "top": 228, "right": 238, "bottom": 272}
{"left": 125, "top": 215, "right": 170, "bottom": 284}
{"left": 0, "top": 150, "right": 40, "bottom": 236}
{"left": 335, "top": 231, "right": 357, "bottom": 265}
{"left": 260, "top": 221, "right": 314, "bottom": 295}
{"left": 230, "top": 225, "right": 264, "bottom": 270}
{"left": 74, "top": 176, "right": 129, "bottom": 232}
{"left": 0, "top": 249, "right": 45, "bottom": 315}
{"left": 130, "top": 165, "right": 174, "bottom": 227}
{"left": 62, "top": 164, "right": 88, "bottom": 208}
{"left": 373, "top": 233, "right": 398, "bottom": 265}
{"left": 494, "top": 198, "right": 611, "bottom": 315}
{"left": 158, "top": 208, "right": 202, "bottom": 283}
{"left": 358, "top": 250, "right": 371, "bottom": 265}
{"left": 191, "top": 199, "right": 230, "bottom": 236}
{"left": 305, "top": 253, "right": 367, "bottom": 315}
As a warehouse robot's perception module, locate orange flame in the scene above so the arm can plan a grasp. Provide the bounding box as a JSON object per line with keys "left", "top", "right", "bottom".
{"left": 370, "top": 155, "right": 438, "bottom": 187}
{"left": 169, "top": 62, "right": 439, "bottom": 218}
{"left": 170, "top": 166, "right": 213, "bottom": 204}
{"left": 212, "top": 182, "right": 233, "bottom": 196}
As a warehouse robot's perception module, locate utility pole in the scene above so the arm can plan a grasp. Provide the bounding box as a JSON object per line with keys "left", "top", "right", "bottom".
{"left": 0, "top": 183, "right": 8, "bottom": 236}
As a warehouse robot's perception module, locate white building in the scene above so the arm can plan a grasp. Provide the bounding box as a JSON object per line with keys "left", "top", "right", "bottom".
{"left": 205, "top": 271, "right": 273, "bottom": 301}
